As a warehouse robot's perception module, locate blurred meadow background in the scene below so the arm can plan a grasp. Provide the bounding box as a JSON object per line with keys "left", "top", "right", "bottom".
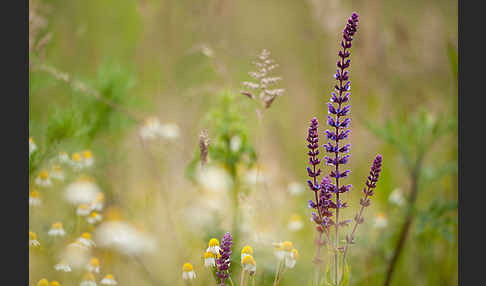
{"left": 29, "top": 0, "right": 457, "bottom": 285}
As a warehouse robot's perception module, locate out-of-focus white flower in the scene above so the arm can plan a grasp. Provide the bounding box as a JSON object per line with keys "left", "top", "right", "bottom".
{"left": 77, "top": 232, "right": 96, "bottom": 248}
{"left": 230, "top": 135, "right": 242, "bottom": 152}
{"left": 71, "top": 152, "right": 85, "bottom": 170}
{"left": 63, "top": 242, "right": 90, "bottom": 269}
{"left": 273, "top": 241, "right": 297, "bottom": 269}
{"left": 389, "top": 188, "right": 406, "bottom": 206}
{"left": 29, "top": 231, "right": 40, "bottom": 247}
{"left": 54, "top": 261, "right": 72, "bottom": 272}
{"left": 48, "top": 222, "right": 66, "bottom": 237}
{"left": 80, "top": 272, "right": 97, "bottom": 286}
{"left": 288, "top": 182, "right": 304, "bottom": 196}
{"left": 197, "top": 166, "right": 232, "bottom": 193}
{"left": 29, "top": 190, "right": 41, "bottom": 207}
{"left": 287, "top": 214, "right": 304, "bottom": 232}
{"left": 35, "top": 170, "right": 52, "bottom": 187}
{"left": 242, "top": 255, "right": 257, "bottom": 273}
{"left": 182, "top": 263, "right": 196, "bottom": 280}
{"left": 87, "top": 212, "right": 102, "bottom": 224}
{"left": 285, "top": 249, "right": 298, "bottom": 269}
{"left": 244, "top": 168, "right": 265, "bottom": 186}
{"left": 94, "top": 221, "right": 156, "bottom": 255}
{"left": 50, "top": 165, "right": 65, "bottom": 181}
{"left": 58, "top": 152, "right": 70, "bottom": 164}
{"left": 29, "top": 137, "right": 37, "bottom": 155}
{"left": 100, "top": 274, "right": 117, "bottom": 285}
{"left": 206, "top": 238, "right": 222, "bottom": 255}
{"left": 87, "top": 257, "right": 100, "bottom": 273}
{"left": 159, "top": 123, "right": 180, "bottom": 139}
{"left": 201, "top": 45, "right": 214, "bottom": 57}
{"left": 140, "top": 117, "right": 162, "bottom": 140}
{"left": 77, "top": 204, "right": 91, "bottom": 217}
{"left": 204, "top": 251, "right": 217, "bottom": 268}
{"left": 65, "top": 177, "right": 101, "bottom": 205}
{"left": 373, "top": 213, "right": 388, "bottom": 229}
{"left": 82, "top": 150, "right": 95, "bottom": 168}
{"left": 90, "top": 193, "right": 104, "bottom": 212}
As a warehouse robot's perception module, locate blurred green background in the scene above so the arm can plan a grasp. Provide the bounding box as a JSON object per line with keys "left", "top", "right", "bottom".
{"left": 29, "top": 0, "right": 457, "bottom": 285}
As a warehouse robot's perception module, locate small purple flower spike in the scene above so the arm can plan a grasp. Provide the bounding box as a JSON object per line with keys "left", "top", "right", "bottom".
{"left": 216, "top": 232, "right": 232, "bottom": 286}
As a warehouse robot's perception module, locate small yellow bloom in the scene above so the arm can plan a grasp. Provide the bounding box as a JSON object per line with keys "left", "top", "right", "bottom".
{"left": 242, "top": 255, "right": 257, "bottom": 273}
{"left": 87, "top": 257, "right": 100, "bottom": 273}
{"left": 83, "top": 150, "right": 93, "bottom": 159}
{"left": 72, "top": 153, "right": 82, "bottom": 162}
{"left": 29, "top": 190, "right": 41, "bottom": 206}
{"left": 182, "top": 263, "right": 196, "bottom": 280}
{"left": 282, "top": 241, "right": 293, "bottom": 251}
{"left": 204, "top": 251, "right": 216, "bottom": 268}
{"left": 291, "top": 248, "right": 299, "bottom": 259}
{"left": 37, "top": 278, "right": 49, "bottom": 286}
{"left": 29, "top": 231, "right": 40, "bottom": 247}
{"left": 101, "top": 274, "right": 117, "bottom": 285}
{"left": 50, "top": 281, "right": 61, "bottom": 286}
{"left": 48, "top": 222, "right": 66, "bottom": 237}
{"left": 207, "top": 238, "right": 221, "bottom": 254}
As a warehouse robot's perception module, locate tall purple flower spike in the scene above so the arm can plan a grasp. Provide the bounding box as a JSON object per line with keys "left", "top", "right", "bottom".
{"left": 216, "top": 232, "right": 232, "bottom": 286}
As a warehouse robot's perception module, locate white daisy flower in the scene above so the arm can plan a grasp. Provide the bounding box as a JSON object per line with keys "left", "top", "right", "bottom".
{"left": 284, "top": 249, "right": 299, "bottom": 269}
{"left": 206, "top": 238, "right": 222, "bottom": 255}
{"left": 287, "top": 214, "right": 304, "bottom": 232}
{"left": 242, "top": 254, "right": 257, "bottom": 273}
{"left": 87, "top": 257, "right": 100, "bottom": 273}
{"left": 58, "top": 151, "right": 70, "bottom": 164}
{"left": 48, "top": 222, "right": 66, "bottom": 237}
{"left": 29, "top": 231, "right": 40, "bottom": 247}
{"left": 140, "top": 117, "right": 162, "bottom": 140}
{"left": 159, "top": 123, "right": 180, "bottom": 139}
{"left": 80, "top": 272, "right": 97, "bottom": 286}
{"left": 29, "top": 190, "right": 41, "bottom": 207}
{"left": 273, "top": 241, "right": 293, "bottom": 262}
{"left": 63, "top": 242, "right": 90, "bottom": 269}
{"left": 288, "top": 182, "right": 304, "bottom": 196}
{"left": 77, "top": 232, "right": 96, "bottom": 248}
{"left": 373, "top": 213, "right": 388, "bottom": 229}
{"left": 389, "top": 188, "right": 406, "bottom": 206}
{"left": 35, "top": 170, "right": 52, "bottom": 187}
{"left": 71, "top": 152, "right": 85, "bottom": 170}
{"left": 182, "top": 263, "right": 196, "bottom": 280}
{"left": 87, "top": 212, "right": 102, "bottom": 224}
{"left": 29, "top": 137, "right": 37, "bottom": 155}
{"left": 65, "top": 177, "right": 101, "bottom": 205}
{"left": 90, "top": 193, "right": 104, "bottom": 212}
{"left": 82, "top": 150, "right": 94, "bottom": 168}
{"left": 203, "top": 251, "right": 217, "bottom": 268}
{"left": 50, "top": 165, "right": 65, "bottom": 181}
{"left": 77, "top": 204, "right": 91, "bottom": 216}
{"left": 54, "top": 261, "right": 72, "bottom": 272}
{"left": 100, "top": 274, "right": 117, "bottom": 285}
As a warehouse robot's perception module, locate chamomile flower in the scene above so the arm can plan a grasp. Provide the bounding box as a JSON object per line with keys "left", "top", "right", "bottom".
{"left": 95, "top": 221, "right": 156, "bottom": 255}
{"left": 29, "top": 137, "right": 37, "bottom": 155}
{"left": 48, "top": 222, "right": 66, "bottom": 237}
{"left": 77, "top": 232, "right": 96, "bottom": 248}
{"left": 77, "top": 204, "right": 91, "bottom": 216}
{"left": 29, "top": 190, "right": 41, "bottom": 207}
{"left": 287, "top": 182, "right": 304, "bottom": 196}
{"left": 206, "top": 238, "right": 221, "bottom": 255}
{"left": 90, "top": 193, "right": 104, "bottom": 212}
{"left": 203, "top": 251, "right": 217, "bottom": 268}
{"left": 37, "top": 279, "right": 49, "bottom": 286}
{"left": 100, "top": 274, "right": 117, "bottom": 285}
{"left": 50, "top": 281, "right": 61, "bottom": 286}
{"left": 82, "top": 150, "right": 94, "bottom": 167}
{"left": 242, "top": 254, "right": 257, "bottom": 273}
{"left": 373, "top": 213, "right": 388, "bottom": 229}
{"left": 182, "top": 263, "right": 196, "bottom": 280}
{"left": 159, "top": 123, "right": 180, "bottom": 139}
{"left": 65, "top": 177, "right": 101, "bottom": 205}
{"left": 35, "top": 170, "right": 52, "bottom": 187}
{"left": 71, "top": 152, "right": 84, "bottom": 169}
{"left": 54, "top": 260, "right": 72, "bottom": 272}
{"left": 87, "top": 257, "right": 100, "bottom": 273}
{"left": 80, "top": 272, "right": 97, "bottom": 286}
{"left": 59, "top": 152, "right": 70, "bottom": 164}
{"left": 87, "top": 211, "right": 102, "bottom": 224}
{"left": 241, "top": 245, "right": 253, "bottom": 263}
{"left": 140, "top": 117, "right": 163, "bottom": 140}
{"left": 288, "top": 214, "right": 304, "bottom": 232}
{"left": 29, "top": 231, "right": 40, "bottom": 247}
{"left": 389, "top": 188, "right": 406, "bottom": 206}
{"left": 50, "top": 165, "right": 65, "bottom": 181}
{"left": 273, "top": 241, "right": 293, "bottom": 261}
{"left": 285, "top": 248, "right": 299, "bottom": 269}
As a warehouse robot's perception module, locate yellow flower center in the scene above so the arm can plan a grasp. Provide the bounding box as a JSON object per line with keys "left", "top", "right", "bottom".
{"left": 242, "top": 255, "right": 256, "bottom": 266}
{"left": 29, "top": 231, "right": 37, "bottom": 240}
{"left": 83, "top": 150, "right": 93, "bottom": 159}
{"left": 52, "top": 222, "right": 63, "bottom": 229}
{"left": 183, "top": 263, "right": 194, "bottom": 272}
{"left": 72, "top": 153, "right": 82, "bottom": 162}
{"left": 37, "top": 278, "right": 49, "bottom": 286}
{"left": 204, "top": 251, "right": 216, "bottom": 259}
{"left": 30, "top": 191, "right": 39, "bottom": 198}
{"left": 282, "top": 241, "right": 293, "bottom": 251}
{"left": 291, "top": 248, "right": 299, "bottom": 259}
{"left": 241, "top": 245, "right": 253, "bottom": 255}
{"left": 104, "top": 274, "right": 114, "bottom": 280}
{"left": 81, "top": 232, "right": 91, "bottom": 239}
{"left": 90, "top": 257, "right": 100, "bottom": 266}
{"left": 39, "top": 170, "right": 49, "bottom": 179}
{"left": 208, "top": 238, "right": 220, "bottom": 247}
{"left": 50, "top": 281, "right": 61, "bottom": 286}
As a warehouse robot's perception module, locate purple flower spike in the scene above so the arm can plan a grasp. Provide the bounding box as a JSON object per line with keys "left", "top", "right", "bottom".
{"left": 363, "top": 154, "right": 383, "bottom": 196}
{"left": 216, "top": 232, "right": 232, "bottom": 285}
